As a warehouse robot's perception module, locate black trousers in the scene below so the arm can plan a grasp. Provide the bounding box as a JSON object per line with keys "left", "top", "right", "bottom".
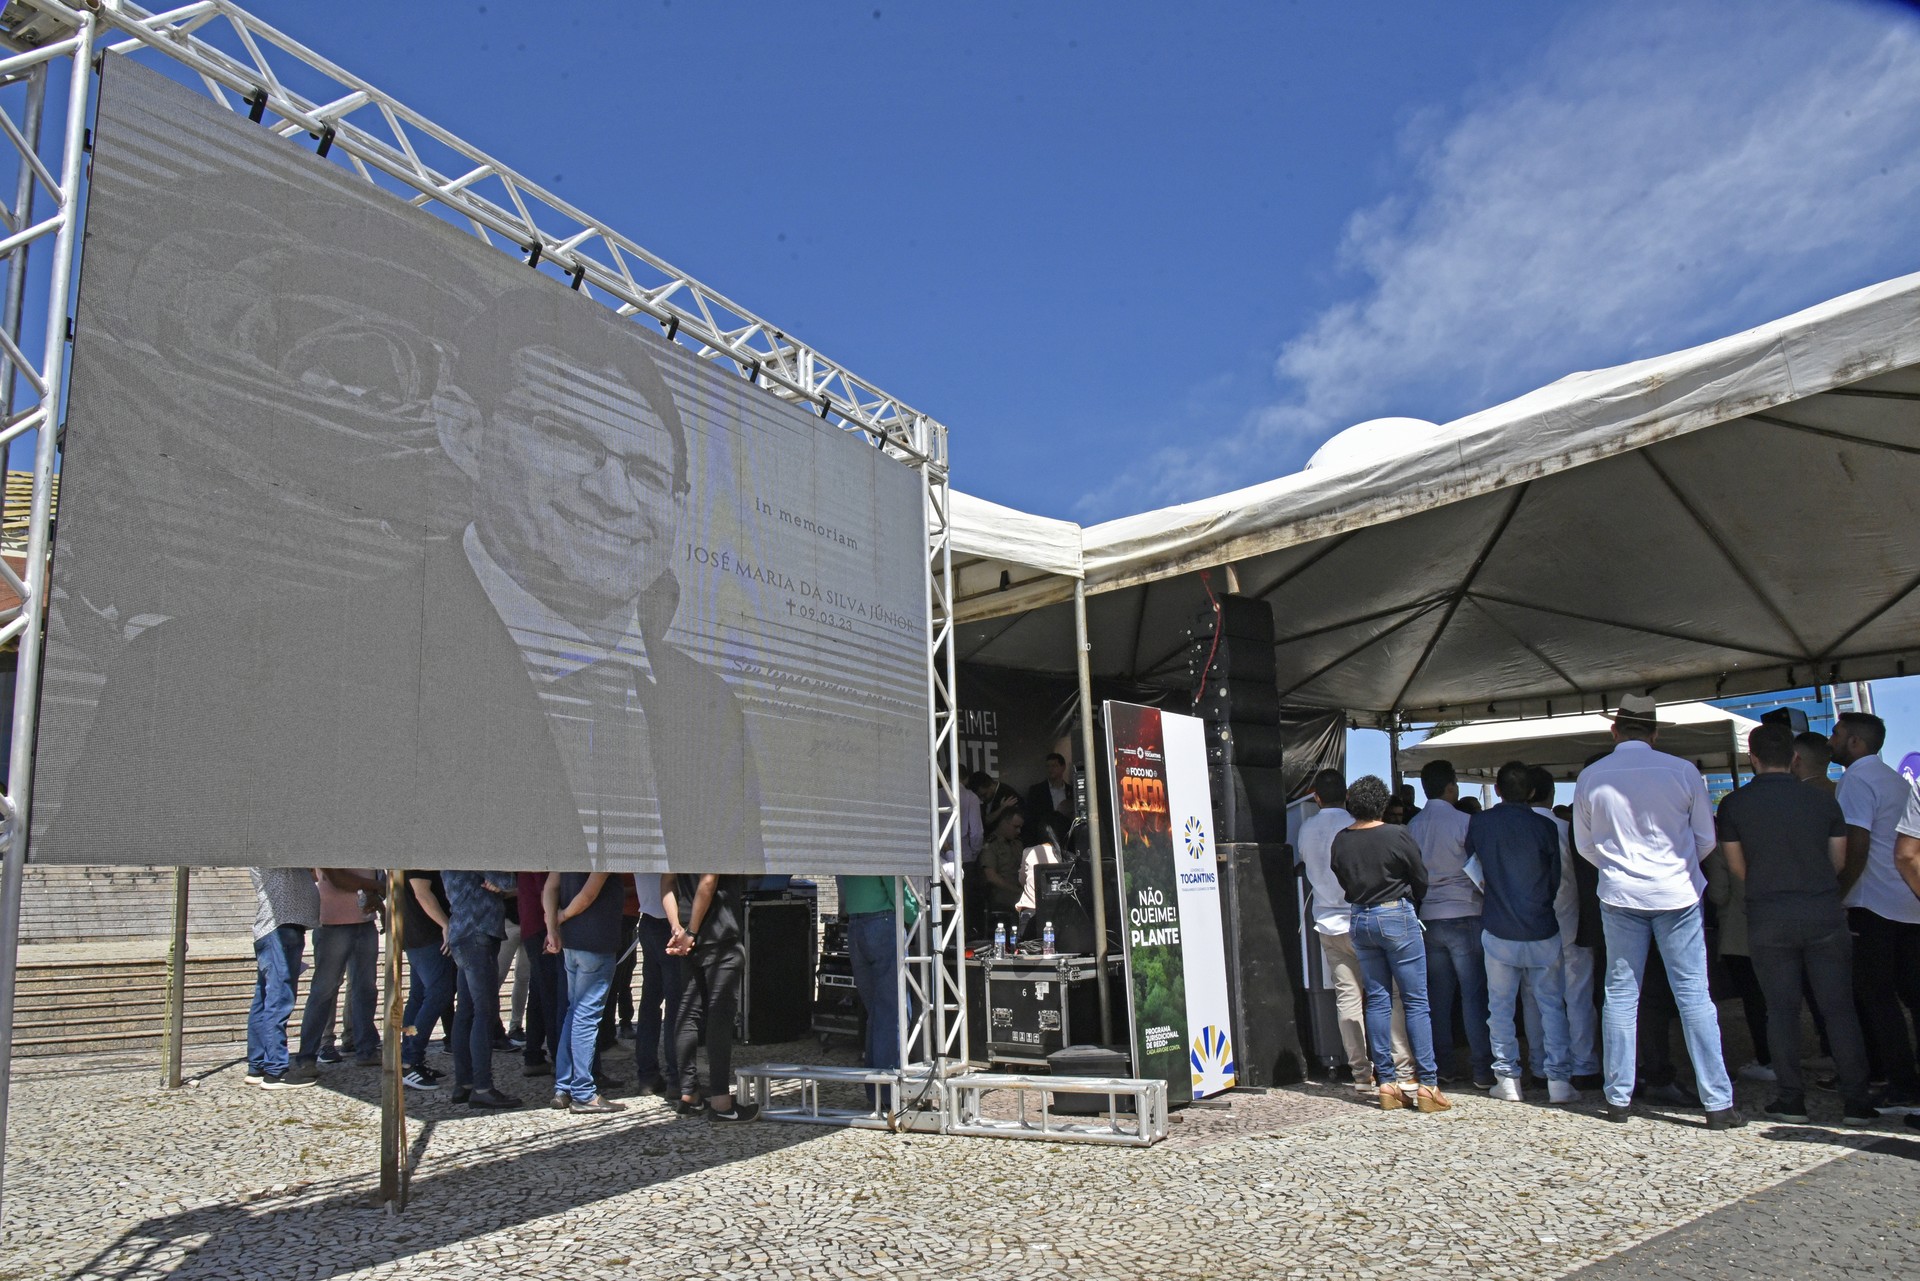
{"left": 1716, "top": 953, "right": 1770, "bottom": 1066}
{"left": 1751, "top": 915, "right": 1871, "bottom": 1102}
{"left": 674, "top": 938, "right": 744, "bottom": 1101}
{"left": 1849, "top": 907, "right": 1920, "bottom": 1090}
{"left": 598, "top": 915, "right": 639, "bottom": 1049}
{"left": 522, "top": 942, "right": 566, "bottom": 1067}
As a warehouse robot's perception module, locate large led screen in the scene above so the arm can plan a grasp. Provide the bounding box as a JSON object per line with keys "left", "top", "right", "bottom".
{"left": 31, "top": 58, "right": 934, "bottom": 875}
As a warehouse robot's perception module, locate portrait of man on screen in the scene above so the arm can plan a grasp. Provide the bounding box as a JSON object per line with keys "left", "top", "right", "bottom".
{"left": 46, "top": 269, "right": 764, "bottom": 874}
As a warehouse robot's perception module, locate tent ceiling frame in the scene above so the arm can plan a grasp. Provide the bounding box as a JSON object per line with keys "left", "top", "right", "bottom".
{"left": 1461, "top": 594, "right": 1586, "bottom": 700}
{"left": 1749, "top": 411, "right": 1920, "bottom": 458}
{"left": 1636, "top": 450, "right": 1811, "bottom": 656}
{"left": 15, "top": 0, "right": 948, "bottom": 471}
{"left": 1389, "top": 482, "right": 1530, "bottom": 713}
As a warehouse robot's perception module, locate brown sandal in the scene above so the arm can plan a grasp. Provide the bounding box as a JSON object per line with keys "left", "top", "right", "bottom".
{"left": 1378, "top": 1083, "right": 1412, "bottom": 1110}
{"left": 1415, "top": 1085, "right": 1452, "bottom": 1113}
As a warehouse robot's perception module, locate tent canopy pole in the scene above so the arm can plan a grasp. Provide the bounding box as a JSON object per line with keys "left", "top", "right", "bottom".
{"left": 1074, "top": 580, "right": 1114, "bottom": 1045}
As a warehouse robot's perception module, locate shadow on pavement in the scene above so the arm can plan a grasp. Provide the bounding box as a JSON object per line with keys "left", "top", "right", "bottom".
{"left": 65, "top": 1084, "right": 826, "bottom": 1281}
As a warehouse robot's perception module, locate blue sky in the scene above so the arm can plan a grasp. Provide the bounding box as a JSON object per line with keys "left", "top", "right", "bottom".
{"left": 214, "top": 0, "right": 1920, "bottom": 525}
{"left": 43, "top": 0, "right": 1920, "bottom": 780}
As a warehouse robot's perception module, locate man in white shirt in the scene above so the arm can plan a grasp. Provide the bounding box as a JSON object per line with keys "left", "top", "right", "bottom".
{"left": 1296, "top": 769, "right": 1413, "bottom": 1089}
{"left": 1573, "top": 695, "right": 1740, "bottom": 1128}
{"left": 1522, "top": 766, "right": 1602, "bottom": 1088}
{"left": 1406, "top": 759, "right": 1495, "bottom": 1089}
{"left": 1831, "top": 712, "right": 1920, "bottom": 1106}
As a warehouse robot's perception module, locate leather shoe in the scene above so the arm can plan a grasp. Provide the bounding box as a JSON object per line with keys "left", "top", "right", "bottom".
{"left": 570, "top": 1094, "right": 627, "bottom": 1114}
{"left": 467, "top": 1087, "right": 522, "bottom": 1109}
{"left": 1705, "top": 1108, "right": 1747, "bottom": 1131}
{"left": 1602, "top": 1102, "right": 1631, "bottom": 1123}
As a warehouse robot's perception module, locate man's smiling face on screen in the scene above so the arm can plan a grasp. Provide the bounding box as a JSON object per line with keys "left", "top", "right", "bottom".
{"left": 470, "top": 346, "right": 685, "bottom": 627}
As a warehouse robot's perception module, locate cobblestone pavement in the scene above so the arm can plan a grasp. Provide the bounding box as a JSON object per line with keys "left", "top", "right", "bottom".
{"left": 1, "top": 1042, "right": 1911, "bottom": 1281}
{"left": 1569, "top": 1134, "right": 1920, "bottom": 1279}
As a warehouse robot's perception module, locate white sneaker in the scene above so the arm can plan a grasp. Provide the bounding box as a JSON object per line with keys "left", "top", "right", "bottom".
{"left": 1547, "top": 1079, "right": 1579, "bottom": 1104}
{"left": 1737, "top": 1061, "right": 1777, "bottom": 1083}
{"left": 1489, "top": 1076, "right": 1523, "bottom": 1102}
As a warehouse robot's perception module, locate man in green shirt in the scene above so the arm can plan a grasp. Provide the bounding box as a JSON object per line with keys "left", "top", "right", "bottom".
{"left": 836, "top": 875, "right": 913, "bottom": 1101}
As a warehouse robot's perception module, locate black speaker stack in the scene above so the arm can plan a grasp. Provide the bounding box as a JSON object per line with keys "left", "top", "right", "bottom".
{"left": 1188, "top": 593, "right": 1288, "bottom": 845}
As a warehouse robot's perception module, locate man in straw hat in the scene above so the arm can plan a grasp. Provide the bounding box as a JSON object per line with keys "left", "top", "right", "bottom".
{"left": 1572, "top": 694, "right": 1743, "bottom": 1129}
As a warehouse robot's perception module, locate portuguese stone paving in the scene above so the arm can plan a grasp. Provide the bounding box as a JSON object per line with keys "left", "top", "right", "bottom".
{"left": 1, "top": 1042, "right": 1914, "bottom": 1280}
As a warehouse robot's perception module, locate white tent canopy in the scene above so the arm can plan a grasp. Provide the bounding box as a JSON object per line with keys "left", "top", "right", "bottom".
{"left": 953, "top": 270, "right": 1920, "bottom": 724}
{"left": 1397, "top": 702, "right": 1763, "bottom": 783}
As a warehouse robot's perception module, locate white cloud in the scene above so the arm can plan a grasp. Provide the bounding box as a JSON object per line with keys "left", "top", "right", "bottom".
{"left": 1076, "top": 0, "right": 1920, "bottom": 520}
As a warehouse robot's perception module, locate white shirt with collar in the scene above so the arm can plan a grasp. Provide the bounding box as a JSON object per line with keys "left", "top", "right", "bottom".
{"left": 960, "top": 788, "right": 985, "bottom": 865}
{"left": 1408, "top": 798, "right": 1480, "bottom": 920}
{"left": 1837, "top": 753, "right": 1920, "bottom": 925}
{"left": 1534, "top": 805, "right": 1579, "bottom": 943}
{"left": 464, "top": 524, "right": 657, "bottom": 685}
{"left": 465, "top": 524, "right": 664, "bottom": 857}
{"left": 1572, "top": 739, "right": 1714, "bottom": 912}
{"left": 1295, "top": 805, "right": 1356, "bottom": 936}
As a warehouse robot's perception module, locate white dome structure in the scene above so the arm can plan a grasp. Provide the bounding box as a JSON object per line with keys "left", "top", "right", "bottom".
{"left": 1304, "top": 416, "right": 1442, "bottom": 472}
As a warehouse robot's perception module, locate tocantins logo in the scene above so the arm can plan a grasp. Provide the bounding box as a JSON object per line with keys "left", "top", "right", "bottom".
{"left": 1182, "top": 814, "right": 1207, "bottom": 861}
{"left": 1190, "top": 1024, "right": 1236, "bottom": 1095}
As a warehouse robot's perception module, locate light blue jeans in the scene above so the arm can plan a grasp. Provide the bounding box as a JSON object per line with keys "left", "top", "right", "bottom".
{"left": 1522, "top": 943, "right": 1600, "bottom": 1077}
{"left": 248, "top": 925, "right": 306, "bottom": 1077}
{"left": 1483, "top": 932, "right": 1570, "bottom": 1083}
{"left": 1600, "top": 901, "right": 1733, "bottom": 1111}
{"left": 1350, "top": 900, "right": 1439, "bottom": 1087}
{"left": 557, "top": 949, "right": 617, "bottom": 1103}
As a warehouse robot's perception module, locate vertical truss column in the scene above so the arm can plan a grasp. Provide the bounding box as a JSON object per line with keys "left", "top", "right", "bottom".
{"left": 902, "top": 420, "right": 964, "bottom": 1089}
{"left": 0, "top": 9, "right": 96, "bottom": 1214}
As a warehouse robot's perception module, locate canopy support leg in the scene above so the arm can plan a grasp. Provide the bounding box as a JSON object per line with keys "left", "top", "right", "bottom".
{"left": 1074, "top": 579, "right": 1113, "bottom": 1045}
{"left": 161, "top": 869, "right": 190, "bottom": 1088}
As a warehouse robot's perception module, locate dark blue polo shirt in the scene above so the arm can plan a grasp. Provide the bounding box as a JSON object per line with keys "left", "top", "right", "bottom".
{"left": 1466, "top": 802, "right": 1563, "bottom": 942}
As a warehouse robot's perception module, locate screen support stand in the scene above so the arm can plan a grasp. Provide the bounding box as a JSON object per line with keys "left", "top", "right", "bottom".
{"left": 1073, "top": 579, "right": 1113, "bottom": 1045}
{"left": 160, "top": 869, "right": 189, "bottom": 1088}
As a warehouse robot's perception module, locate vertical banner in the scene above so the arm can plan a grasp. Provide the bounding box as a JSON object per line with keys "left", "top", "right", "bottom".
{"left": 1105, "top": 701, "right": 1236, "bottom": 1105}
{"left": 1161, "top": 711, "right": 1236, "bottom": 1099}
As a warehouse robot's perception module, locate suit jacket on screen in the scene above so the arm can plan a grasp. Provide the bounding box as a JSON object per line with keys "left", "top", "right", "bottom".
{"left": 41, "top": 538, "right": 764, "bottom": 872}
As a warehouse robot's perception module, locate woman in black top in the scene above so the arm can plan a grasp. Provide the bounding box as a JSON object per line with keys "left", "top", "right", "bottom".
{"left": 1331, "top": 776, "right": 1450, "bottom": 1113}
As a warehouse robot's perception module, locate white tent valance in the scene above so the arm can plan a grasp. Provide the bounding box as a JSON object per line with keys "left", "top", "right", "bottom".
{"left": 1398, "top": 703, "right": 1762, "bottom": 783}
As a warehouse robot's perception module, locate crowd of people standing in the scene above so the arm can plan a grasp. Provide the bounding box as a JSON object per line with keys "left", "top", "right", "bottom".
{"left": 1297, "top": 698, "right": 1920, "bottom": 1129}
{"left": 243, "top": 867, "right": 763, "bottom": 1122}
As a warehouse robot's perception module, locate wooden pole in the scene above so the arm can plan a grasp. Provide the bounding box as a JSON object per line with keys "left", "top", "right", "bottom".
{"left": 161, "top": 869, "right": 189, "bottom": 1089}
{"left": 379, "top": 869, "right": 408, "bottom": 1209}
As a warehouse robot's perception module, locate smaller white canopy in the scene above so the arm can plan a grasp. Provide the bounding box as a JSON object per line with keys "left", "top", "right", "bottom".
{"left": 1398, "top": 702, "right": 1762, "bottom": 782}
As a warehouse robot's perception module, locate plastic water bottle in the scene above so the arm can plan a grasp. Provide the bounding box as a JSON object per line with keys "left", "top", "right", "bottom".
{"left": 993, "top": 923, "right": 1006, "bottom": 958}
{"left": 1042, "top": 921, "right": 1055, "bottom": 956}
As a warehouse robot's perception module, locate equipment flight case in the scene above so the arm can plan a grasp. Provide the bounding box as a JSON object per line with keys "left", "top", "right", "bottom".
{"left": 974, "top": 953, "right": 1121, "bottom": 1068}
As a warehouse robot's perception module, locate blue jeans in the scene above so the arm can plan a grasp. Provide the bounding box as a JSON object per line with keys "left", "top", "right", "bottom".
{"left": 848, "top": 911, "right": 901, "bottom": 1075}
{"left": 450, "top": 937, "right": 502, "bottom": 1092}
{"left": 1483, "top": 932, "right": 1570, "bottom": 1083}
{"left": 1600, "top": 901, "right": 1732, "bottom": 1110}
{"left": 1421, "top": 914, "right": 1492, "bottom": 1078}
{"left": 249, "top": 925, "right": 306, "bottom": 1076}
{"left": 633, "top": 914, "right": 681, "bottom": 1085}
{"left": 296, "top": 920, "right": 379, "bottom": 1064}
{"left": 557, "top": 949, "right": 617, "bottom": 1102}
{"left": 402, "top": 943, "right": 454, "bottom": 1069}
{"left": 1350, "top": 901, "right": 1439, "bottom": 1087}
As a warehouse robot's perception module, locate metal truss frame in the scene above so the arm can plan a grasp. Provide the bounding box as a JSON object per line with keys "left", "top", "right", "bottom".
{"left": 0, "top": 0, "right": 995, "bottom": 1217}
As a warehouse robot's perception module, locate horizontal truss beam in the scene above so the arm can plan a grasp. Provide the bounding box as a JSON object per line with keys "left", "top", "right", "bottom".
{"left": 10, "top": 0, "right": 948, "bottom": 472}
